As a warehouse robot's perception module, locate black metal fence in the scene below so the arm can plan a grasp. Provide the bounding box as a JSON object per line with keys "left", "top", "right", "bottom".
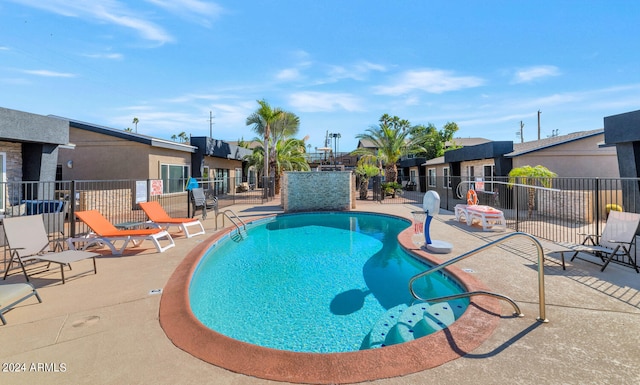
{"left": 0, "top": 176, "right": 273, "bottom": 244}
{"left": 3, "top": 174, "right": 639, "bottom": 271}
{"left": 376, "top": 175, "right": 640, "bottom": 246}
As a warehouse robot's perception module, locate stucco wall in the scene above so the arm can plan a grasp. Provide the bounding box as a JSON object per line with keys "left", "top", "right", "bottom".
{"left": 282, "top": 171, "right": 353, "bottom": 212}
{"left": 60, "top": 127, "right": 191, "bottom": 180}
{"left": 511, "top": 134, "right": 618, "bottom": 178}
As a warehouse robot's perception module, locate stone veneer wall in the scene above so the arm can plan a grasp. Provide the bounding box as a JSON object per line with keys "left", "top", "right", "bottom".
{"left": 78, "top": 188, "right": 133, "bottom": 213}
{"left": 282, "top": 171, "right": 354, "bottom": 212}
{"left": 538, "top": 189, "right": 594, "bottom": 223}
{"left": 1, "top": 141, "right": 23, "bottom": 209}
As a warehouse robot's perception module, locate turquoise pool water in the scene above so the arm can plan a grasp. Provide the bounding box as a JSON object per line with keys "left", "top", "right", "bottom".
{"left": 189, "top": 212, "right": 468, "bottom": 353}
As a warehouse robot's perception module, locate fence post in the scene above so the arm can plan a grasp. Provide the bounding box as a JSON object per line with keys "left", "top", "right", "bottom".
{"left": 514, "top": 178, "right": 519, "bottom": 232}
{"left": 69, "top": 180, "right": 76, "bottom": 238}
{"left": 594, "top": 177, "right": 600, "bottom": 236}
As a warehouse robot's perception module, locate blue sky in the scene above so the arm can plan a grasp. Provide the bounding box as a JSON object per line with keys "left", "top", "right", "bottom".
{"left": 2, "top": 1, "right": 640, "bottom": 151}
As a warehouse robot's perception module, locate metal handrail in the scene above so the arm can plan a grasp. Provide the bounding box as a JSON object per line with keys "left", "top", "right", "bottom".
{"left": 408, "top": 232, "right": 548, "bottom": 322}
{"left": 217, "top": 209, "right": 247, "bottom": 235}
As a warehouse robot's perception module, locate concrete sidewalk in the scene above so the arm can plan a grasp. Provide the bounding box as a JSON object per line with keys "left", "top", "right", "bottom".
{"left": 1, "top": 200, "right": 639, "bottom": 384}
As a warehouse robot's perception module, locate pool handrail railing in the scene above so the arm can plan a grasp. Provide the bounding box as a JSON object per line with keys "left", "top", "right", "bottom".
{"left": 408, "top": 232, "right": 548, "bottom": 323}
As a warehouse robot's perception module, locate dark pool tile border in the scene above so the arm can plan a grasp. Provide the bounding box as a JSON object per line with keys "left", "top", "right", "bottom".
{"left": 159, "top": 213, "right": 501, "bottom": 384}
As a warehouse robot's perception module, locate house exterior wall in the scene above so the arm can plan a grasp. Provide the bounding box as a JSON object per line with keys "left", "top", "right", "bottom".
{"left": 60, "top": 127, "right": 191, "bottom": 180}
{"left": 511, "top": 134, "right": 618, "bottom": 178}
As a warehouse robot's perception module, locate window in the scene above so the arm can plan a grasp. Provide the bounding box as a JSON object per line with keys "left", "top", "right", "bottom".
{"left": 409, "top": 169, "right": 417, "bottom": 184}
{"left": 483, "top": 164, "right": 495, "bottom": 192}
{"left": 215, "top": 168, "right": 229, "bottom": 195}
{"left": 202, "top": 166, "right": 211, "bottom": 189}
{"left": 235, "top": 167, "right": 243, "bottom": 185}
{"left": 160, "top": 164, "right": 190, "bottom": 194}
{"left": 428, "top": 168, "right": 436, "bottom": 187}
{"left": 443, "top": 167, "right": 451, "bottom": 189}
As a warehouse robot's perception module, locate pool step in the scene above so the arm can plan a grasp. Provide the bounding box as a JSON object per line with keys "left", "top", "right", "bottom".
{"left": 365, "top": 302, "right": 460, "bottom": 349}
{"left": 392, "top": 302, "right": 455, "bottom": 344}
{"left": 366, "top": 304, "right": 407, "bottom": 349}
{"left": 230, "top": 229, "right": 248, "bottom": 242}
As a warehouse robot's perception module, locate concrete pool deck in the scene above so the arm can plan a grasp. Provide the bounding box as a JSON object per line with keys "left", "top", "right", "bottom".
{"left": 1, "top": 199, "right": 639, "bottom": 384}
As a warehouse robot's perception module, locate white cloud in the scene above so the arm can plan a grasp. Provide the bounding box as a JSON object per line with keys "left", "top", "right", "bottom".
{"left": 288, "top": 91, "right": 364, "bottom": 112}
{"left": 83, "top": 52, "right": 124, "bottom": 60}
{"left": 21, "top": 69, "right": 76, "bottom": 77}
{"left": 374, "top": 69, "right": 485, "bottom": 95}
{"left": 144, "top": 0, "right": 224, "bottom": 26}
{"left": 8, "top": 0, "right": 174, "bottom": 44}
{"left": 512, "top": 65, "right": 560, "bottom": 83}
{"left": 276, "top": 68, "right": 302, "bottom": 81}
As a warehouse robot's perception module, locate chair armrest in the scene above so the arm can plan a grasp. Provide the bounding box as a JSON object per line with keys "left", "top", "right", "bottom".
{"left": 606, "top": 239, "right": 633, "bottom": 245}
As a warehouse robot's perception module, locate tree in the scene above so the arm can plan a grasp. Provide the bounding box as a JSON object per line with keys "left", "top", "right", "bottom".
{"left": 132, "top": 117, "right": 139, "bottom": 133}
{"left": 246, "top": 100, "right": 284, "bottom": 192}
{"left": 508, "top": 165, "right": 557, "bottom": 218}
{"left": 354, "top": 158, "right": 380, "bottom": 200}
{"left": 273, "top": 137, "right": 310, "bottom": 193}
{"left": 171, "top": 134, "right": 178, "bottom": 142}
{"left": 410, "top": 121, "right": 459, "bottom": 159}
{"left": 124, "top": 127, "right": 133, "bottom": 132}
{"left": 353, "top": 114, "right": 423, "bottom": 184}
{"left": 178, "top": 131, "right": 188, "bottom": 143}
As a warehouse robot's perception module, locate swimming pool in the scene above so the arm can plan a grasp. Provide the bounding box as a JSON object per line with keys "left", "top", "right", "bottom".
{"left": 160, "top": 211, "right": 501, "bottom": 384}
{"left": 189, "top": 212, "right": 468, "bottom": 353}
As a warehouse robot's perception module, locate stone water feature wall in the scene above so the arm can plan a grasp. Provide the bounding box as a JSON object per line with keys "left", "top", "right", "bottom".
{"left": 282, "top": 171, "right": 354, "bottom": 212}
{"left": 538, "top": 189, "right": 594, "bottom": 223}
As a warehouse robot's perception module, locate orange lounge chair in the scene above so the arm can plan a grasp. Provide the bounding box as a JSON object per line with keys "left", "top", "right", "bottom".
{"left": 69, "top": 210, "right": 175, "bottom": 255}
{"left": 139, "top": 201, "right": 205, "bottom": 238}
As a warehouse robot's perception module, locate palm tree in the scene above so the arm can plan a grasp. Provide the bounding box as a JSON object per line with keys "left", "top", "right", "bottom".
{"left": 354, "top": 158, "right": 380, "bottom": 200}
{"left": 508, "top": 165, "right": 557, "bottom": 218}
{"left": 353, "top": 114, "right": 421, "bottom": 184}
{"left": 132, "top": 117, "right": 139, "bottom": 133}
{"left": 246, "top": 100, "right": 284, "bottom": 193}
{"left": 171, "top": 134, "right": 177, "bottom": 142}
{"left": 273, "top": 137, "right": 310, "bottom": 194}
{"left": 178, "top": 131, "right": 188, "bottom": 143}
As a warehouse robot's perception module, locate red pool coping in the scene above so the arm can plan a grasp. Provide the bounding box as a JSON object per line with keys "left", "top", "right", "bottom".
{"left": 159, "top": 214, "right": 501, "bottom": 384}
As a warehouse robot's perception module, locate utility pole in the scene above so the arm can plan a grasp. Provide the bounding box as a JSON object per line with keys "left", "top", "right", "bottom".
{"left": 209, "top": 111, "right": 214, "bottom": 138}
{"left": 537, "top": 110, "right": 541, "bottom": 140}
{"left": 520, "top": 121, "right": 524, "bottom": 143}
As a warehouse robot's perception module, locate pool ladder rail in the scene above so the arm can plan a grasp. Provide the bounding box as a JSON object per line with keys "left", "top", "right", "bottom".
{"left": 216, "top": 209, "right": 248, "bottom": 240}
{"left": 408, "top": 232, "right": 549, "bottom": 323}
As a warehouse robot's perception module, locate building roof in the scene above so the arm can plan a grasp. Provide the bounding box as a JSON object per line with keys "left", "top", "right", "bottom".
{"left": 505, "top": 129, "right": 604, "bottom": 157}
{"left": 56, "top": 116, "right": 197, "bottom": 153}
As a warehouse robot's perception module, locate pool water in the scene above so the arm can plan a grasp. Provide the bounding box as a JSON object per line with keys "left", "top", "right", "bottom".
{"left": 189, "top": 212, "right": 468, "bottom": 353}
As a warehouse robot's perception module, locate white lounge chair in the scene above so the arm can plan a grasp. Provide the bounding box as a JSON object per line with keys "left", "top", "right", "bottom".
{"left": 2, "top": 214, "right": 98, "bottom": 284}
{"left": 0, "top": 283, "right": 42, "bottom": 325}
{"left": 558, "top": 211, "right": 640, "bottom": 272}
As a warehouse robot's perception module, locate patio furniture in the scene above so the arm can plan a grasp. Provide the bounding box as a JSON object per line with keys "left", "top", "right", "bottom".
{"left": 190, "top": 188, "right": 217, "bottom": 220}
{"left": 70, "top": 210, "right": 175, "bottom": 255}
{"left": 139, "top": 201, "right": 205, "bottom": 238}
{"left": 558, "top": 210, "right": 640, "bottom": 272}
{"left": 2, "top": 214, "right": 98, "bottom": 284}
{"left": 465, "top": 205, "right": 506, "bottom": 231}
{"left": 0, "top": 283, "right": 42, "bottom": 325}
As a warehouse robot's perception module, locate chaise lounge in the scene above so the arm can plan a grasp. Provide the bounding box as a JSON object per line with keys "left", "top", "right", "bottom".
{"left": 139, "top": 201, "right": 205, "bottom": 238}
{"left": 69, "top": 210, "right": 175, "bottom": 255}
{"left": 2, "top": 214, "right": 98, "bottom": 284}
{"left": 0, "top": 283, "right": 42, "bottom": 325}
